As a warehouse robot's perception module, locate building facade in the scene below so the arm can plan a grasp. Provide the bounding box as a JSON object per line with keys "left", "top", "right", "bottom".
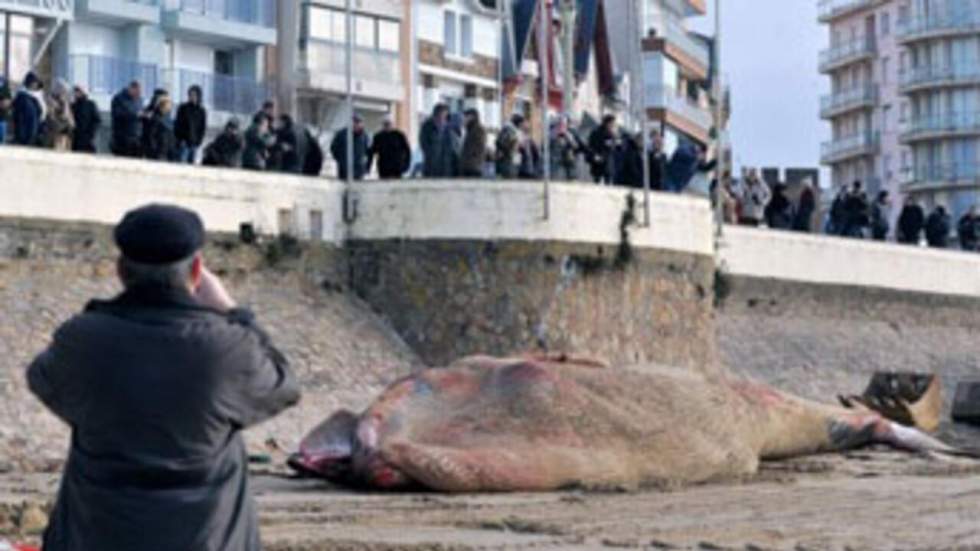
{"left": 1, "top": 0, "right": 275, "bottom": 132}
{"left": 604, "top": 0, "right": 712, "bottom": 152}
{"left": 899, "top": 0, "right": 980, "bottom": 217}
{"left": 819, "top": 0, "right": 909, "bottom": 207}
{"left": 275, "top": 0, "right": 411, "bottom": 137}
{"left": 415, "top": 0, "right": 502, "bottom": 134}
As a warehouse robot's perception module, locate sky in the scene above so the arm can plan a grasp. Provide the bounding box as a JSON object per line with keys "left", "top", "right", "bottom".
{"left": 689, "top": 0, "right": 830, "bottom": 179}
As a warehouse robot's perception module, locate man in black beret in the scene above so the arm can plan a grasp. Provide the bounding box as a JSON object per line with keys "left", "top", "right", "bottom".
{"left": 27, "top": 204, "right": 300, "bottom": 551}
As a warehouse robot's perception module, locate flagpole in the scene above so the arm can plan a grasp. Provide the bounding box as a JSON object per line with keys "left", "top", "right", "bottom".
{"left": 345, "top": 0, "right": 354, "bottom": 188}
{"left": 713, "top": 0, "right": 724, "bottom": 237}
{"left": 539, "top": 0, "right": 551, "bottom": 219}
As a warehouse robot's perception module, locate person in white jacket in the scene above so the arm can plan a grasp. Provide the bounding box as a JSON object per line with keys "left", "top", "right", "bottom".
{"left": 738, "top": 168, "right": 772, "bottom": 226}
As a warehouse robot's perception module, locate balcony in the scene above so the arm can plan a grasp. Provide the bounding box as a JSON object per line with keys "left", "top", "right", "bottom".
{"left": 297, "top": 39, "right": 404, "bottom": 102}
{"left": 819, "top": 37, "right": 876, "bottom": 73}
{"left": 162, "top": 0, "right": 276, "bottom": 46}
{"left": 161, "top": 68, "right": 270, "bottom": 116}
{"left": 646, "top": 85, "right": 713, "bottom": 144}
{"left": 76, "top": 0, "right": 160, "bottom": 25}
{"left": 900, "top": 112, "right": 980, "bottom": 143}
{"left": 820, "top": 84, "right": 877, "bottom": 119}
{"left": 898, "top": 16, "right": 980, "bottom": 43}
{"left": 821, "top": 131, "right": 879, "bottom": 164}
{"left": 643, "top": 21, "right": 710, "bottom": 80}
{"left": 900, "top": 66, "right": 980, "bottom": 93}
{"left": 68, "top": 54, "right": 159, "bottom": 97}
{"left": 818, "top": 0, "right": 875, "bottom": 23}
{"left": 905, "top": 163, "right": 980, "bottom": 193}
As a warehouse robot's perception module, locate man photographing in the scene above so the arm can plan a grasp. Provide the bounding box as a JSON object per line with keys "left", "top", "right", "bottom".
{"left": 27, "top": 204, "right": 300, "bottom": 550}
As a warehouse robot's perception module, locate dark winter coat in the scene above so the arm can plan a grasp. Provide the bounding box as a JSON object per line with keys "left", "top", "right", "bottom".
{"left": 517, "top": 138, "right": 541, "bottom": 180}
{"left": 202, "top": 130, "right": 244, "bottom": 168}
{"left": 71, "top": 96, "right": 102, "bottom": 153}
{"left": 0, "top": 80, "right": 11, "bottom": 121}
{"left": 12, "top": 89, "right": 43, "bottom": 146}
{"left": 27, "top": 285, "right": 300, "bottom": 551}
{"left": 460, "top": 120, "right": 488, "bottom": 177}
{"left": 303, "top": 130, "right": 325, "bottom": 176}
{"left": 648, "top": 151, "right": 668, "bottom": 191}
{"left": 175, "top": 101, "right": 207, "bottom": 147}
{"left": 495, "top": 124, "right": 520, "bottom": 179}
{"left": 925, "top": 209, "right": 951, "bottom": 248}
{"left": 419, "top": 118, "right": 459, "bottom": 178}
{"left": 958, "top": 214, "right": 979, "bottom": 251}
{"left": 587, "top": 125, "right": 616, "bottom": 183}
{"left": 614, "top": 135, "right": 644, "bottom": 188}
{"left": 369, "top": 128, "right": 412, "bottom": 179}
{"left": 897, "top": 203, "right": 925, "bottom": 244}
{"left": 275, "top": 122, "right": 306, "bottom": 174}
{"left": 111, "top": 89, "right": 143, "bottom": 157}
{"left": 765, "top": 188, "right": 795, "bottom": 230}
{"left": 870, "top": 200, "right": 890, "bottom": 240}
{"left": 242, "top": 124, "right": 276, "bottom": 171}
{"left": 330, "top": 128, "right": 371, "bottom": 180}
{"left": 793, "top": 188, "right": 816, "bottom": 232}
{"left": 142, "top": 112, "right": 178, "bottom": 161}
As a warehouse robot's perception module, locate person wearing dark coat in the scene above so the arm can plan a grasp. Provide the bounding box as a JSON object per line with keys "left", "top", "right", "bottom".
{"left": 495, "top": 115, "right": 522, "bottom": 179}
{"left": 459, "top": 109, "right": 488, "bottom": 178}
{"left": 12, "top": 71, "right": 45, "bottom": 146}
{"left": 958, "top": 206, "right": 979, "bottom": 251}
{"left": 174, "top": 85, "right": 207, "bottom": 164}
{"left": 648, "top": 131, "right": 668, "bottom": 191}
{"left": 111, "top": 81, "right": 143, "bottom": 157}
{"left": 202, "top": 119, "right": 244, "bottom": 168}
{"left": 330, "top": 116, "right": 371, "bottom": 180}
{"left": 614, "top": 131, "right": 645, "bottom": 188}
{"left": 142, "top": 95, "right": 178, "bottom": 162}
{"left": 274, "top": 114, "right": 306, "bottom": 174}
{"left": 549, "top": 117, "right": 588, "bottom": 181}
{"left": 793, "top": 180, "right": 817, "bottom": 232}
{"left": 665, "top": 141, "right": 713, "bottom": 192}
{"left": 764, "top": 183, "right": 796, "bottom": 230}
{"left": 588, "top": 115, "right": 618, "bottom": 183}
{"left": 368, "top": 117, "right": 411, "bottom": 179}
{"left": 71, "top": 85, "right": 102, "bottom": 153}
{"left": 840, "top": 180, "right": 870, "bottom": 238}
{"left": 419, "top": 104, "right": 460, "bottom": 178}
{"left": 869, "top": 190, "right": 891, "bottom": 241}
{"left": 925, "top": 205, "right": 951, "bottom": 248}
{"left": 27, "top": 204, "right": 300, "bottom": 551}
{"left": 897, "top": 198, "right": 926, "bottom": 244}
{"left": 302, "top": 128, "right": 325, "bottom": 176}
{"left": 242, "top": 113, "right": 276, "bottom": 171}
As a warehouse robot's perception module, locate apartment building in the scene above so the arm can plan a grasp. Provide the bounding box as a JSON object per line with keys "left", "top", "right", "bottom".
{"left": 276, "top": 0, "right": 411, "bottom": 135}
{"left": 899, "top": 0, "right": 980, "bottom": 217}
{"left": 415, "top": 0, "right": 502, "bottom": 132}
{"left": 819, "top": 0, "right": 909, "bottom": 206}
{"left": 45, "top": 0, "right": 273, "bottom": 130}
{"left": 605, "top": 0, "right": 713, "bottom": 153}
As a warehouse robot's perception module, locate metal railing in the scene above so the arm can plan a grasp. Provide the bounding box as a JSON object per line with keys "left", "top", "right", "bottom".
{"left": 820, "top": 84, "right": 877, "bottom": 116}
{"left": 178, "top": 0, "right": 275, "bottom": 27}
{"left": 645, "top": 85, "right": 713, "bottom": 131}
{"left": 903, "top": 112, "right": 980, "bottom": 139}
{"left": 912, "top": 162, "right": 980, "bottom": 183}
{"left": 68, "top": 54, "right": 159, "bottom": 96}
{"left": 900, "top": 65, "right": 980, "bottom": 89}
{"left": 898, "top": 15, "right": 980, "bottom": 40}
{"left": 821, "top": 131, "right": 879, "bottom": 161}
{"left": 819, "top": 36, "right": 876, "bottom": 71}
{"left": 161, "top": 68, "right": 271, "bottom": 115}
{"left": 302, "top": 39, "right": 401, "bottom": 84}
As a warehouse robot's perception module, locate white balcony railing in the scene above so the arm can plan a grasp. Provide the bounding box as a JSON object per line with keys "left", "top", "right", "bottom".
{"left": 819, "top": 36, "right": 876, "bottom": 71}
{"left": 903, "top": 112, "right": 980, "bottom": 140}
{"left": 818, "top": 0, "right": 874, "bottom": 21}
{"left": 821, "top": 131, "right": 879, "bottom": 162}
{"left": 820, "top": 84, "right": 877, "bottom": 117}
{"left": 900, "top": 65, "right": 980, "bottom": 90}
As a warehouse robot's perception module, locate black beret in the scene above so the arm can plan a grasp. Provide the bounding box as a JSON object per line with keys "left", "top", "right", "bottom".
{"left": 114, "top": 204, "right": 205, "bottom": 265}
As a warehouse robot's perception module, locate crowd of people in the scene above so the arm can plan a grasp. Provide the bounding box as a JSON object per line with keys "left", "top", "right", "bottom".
{"left": 0, "top": 72, "right": 324, "bottom": 176}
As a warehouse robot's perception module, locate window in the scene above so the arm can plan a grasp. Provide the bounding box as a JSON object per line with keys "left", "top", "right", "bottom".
{"left": 460, "top": 14, "right": 474, "bottom": 58}
{"left": 882, "top": 104, "right": 892, "bottom": 133}
{"left": 900, "top": 101, "right": 909, "bottom": 122}
{"left": 898, "top": 3, "right": 910, "bottom": 24}
{"left": 378, "top": 19, "right": 400, "bottom": 52}
{"left": 880, "top": 11, "right": 890, "bottom": 36}
{"left": 308, "top": 6, "right": 346, "bottom": 42}
{"left": 444, "top": 11, "right": 458, "bottom": 55}
{"left": 881, "top": 56, "right": 890, "bottom": 85}
{"left": 355, "top": 14, "right": 375, "bottom": 48}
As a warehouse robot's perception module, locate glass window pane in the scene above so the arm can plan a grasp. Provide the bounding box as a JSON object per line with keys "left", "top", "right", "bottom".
{"left": 444, "top": 11, "right": 457, "bottom": 55}
{"left": 356, "top": 15, "right": 375, "bottom": 48}
{"left": 309, "top": 7, "right": 331, "bottom": 40}
{"left": 378, "top": 19, "right": 400, "bottom": 52}
{"left": 331, "top": 9, "right": 347, "bottom": 43}
{"left": 460, "top": 15, "right": 473, "bottom": 57}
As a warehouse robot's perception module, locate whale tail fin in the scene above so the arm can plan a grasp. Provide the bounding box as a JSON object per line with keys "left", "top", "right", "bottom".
{"left": 838, "top": 372, "right": 943, "bottom": 433}
{"left": 878, "top": 420, "right": 980, "bottom": 460}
